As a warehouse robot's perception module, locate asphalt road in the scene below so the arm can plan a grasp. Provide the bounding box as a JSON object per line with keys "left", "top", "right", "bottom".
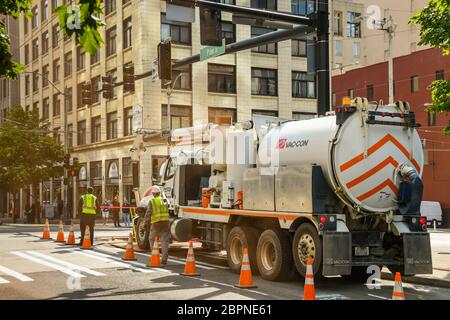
{"left": 0, "top": 224, "right": 449, "bottom": 300}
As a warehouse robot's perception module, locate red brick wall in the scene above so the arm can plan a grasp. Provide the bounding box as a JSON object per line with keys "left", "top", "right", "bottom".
{"left": 332, "top": 48, "right": 450, "bottom": 210}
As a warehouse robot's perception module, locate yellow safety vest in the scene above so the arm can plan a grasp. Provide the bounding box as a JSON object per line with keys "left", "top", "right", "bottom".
{"left": 149, "top": 196, "right": 169, "bottom": 224}
{"left": 82, "top": 194, "right": 97, "bottom": 214}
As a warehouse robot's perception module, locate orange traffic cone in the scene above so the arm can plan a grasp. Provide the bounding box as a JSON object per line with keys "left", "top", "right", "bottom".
{"left": 392, "top": 272, "right": 405, "bottom": 300}
{"left": 303, "top": 258, "right": 316, "bottom": 300}
{"left": 234, "top": 247, "right": 257, "bottom": 289}
{"left": 147, "top": 237, "right": 161, "bottom": 267}
{"left": 80, "top": 225, "right": 93, "bottom": 250}
{"left": 122, "top": 233, "right": 137, "bottom": 261}
{"left": 181, "top": 241, "right": 200, "bottom": 276}
{"left": 55, "top": 220, "right": 65, "bottom": 242}
{"left": 66, "top": 223, "right": 76, "bottom": 245}
{"left": 41, "top": 218, "right": 51, "bottom": 240}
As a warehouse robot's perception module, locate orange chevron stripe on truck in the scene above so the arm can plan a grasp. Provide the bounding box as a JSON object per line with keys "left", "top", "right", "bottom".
{"left": 356, "top": 179, "right": 399, "bottom": 201}
{"left": 346, "top": 156, "right": 399, "bottom": 189}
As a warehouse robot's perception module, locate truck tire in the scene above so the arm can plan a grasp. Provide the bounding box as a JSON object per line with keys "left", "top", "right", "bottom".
{"left": 226, "top": 226, "right": 258, "bottom": 274}
{"left": 292, "top": 223, "right": 322, "bottom": 277}
{"left": 256, "top": 229, "right": 293, "bottom": 281}
{"left": 135, "top": 217, "right": 150, "bottom": 250}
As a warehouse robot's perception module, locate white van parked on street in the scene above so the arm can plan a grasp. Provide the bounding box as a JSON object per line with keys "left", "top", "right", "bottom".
{"left": 420, "top": 201, "right": 443, "bottom": 227}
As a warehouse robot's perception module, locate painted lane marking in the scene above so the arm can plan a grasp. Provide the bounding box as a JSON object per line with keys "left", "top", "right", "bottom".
{"left": 26, "top": 251, "right": 106, "bottom": 277}
{"left": 132, "top": 251, "right": 217, "bottom": 270}
{"left": 0, "top": 265, "right": 34, "bottom": 282}
{"left": 11, "top": 251, "right": 84, "bottom": 278}
{"left": 368, "top": 293, "right": 389, "bottom": 300}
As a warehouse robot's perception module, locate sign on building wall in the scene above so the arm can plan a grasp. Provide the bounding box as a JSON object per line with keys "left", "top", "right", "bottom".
{"left": 108, "top": 161, "right": 119, "bottom": 179}
{"left": 132, "top": 105, "right": 143, "bottom": 133}
{"left": 78, "top": 165, "right": 87, "bottom": 181}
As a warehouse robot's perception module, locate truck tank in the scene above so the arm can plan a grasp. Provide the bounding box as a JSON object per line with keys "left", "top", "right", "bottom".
{"left": 257, "top": 103, "right": 424, "bottom": 213}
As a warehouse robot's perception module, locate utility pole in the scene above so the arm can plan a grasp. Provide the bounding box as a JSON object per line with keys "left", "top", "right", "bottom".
{"left": 63, "top": 85, "right": 70, "bottom": 222}
{"left": 379, "top": 16, "right": 396, "bottom": 104}
{"left": 166, "top": 73, "right": 183, "bottom": 131}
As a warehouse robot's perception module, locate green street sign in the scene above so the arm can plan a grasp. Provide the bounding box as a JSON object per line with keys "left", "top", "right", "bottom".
{"left": 200, "top": 39, "right": 226, "bottom": 61}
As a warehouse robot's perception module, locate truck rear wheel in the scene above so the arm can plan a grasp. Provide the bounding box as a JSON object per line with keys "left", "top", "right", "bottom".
{"left": 135, "top": 217, "right": 150, "bottom": 250}
{"left": 226, "top": 226, "right": 258, "bottom": 274}
{"left": 292, "top": 223, "right": 322, "bottom": 277}
{"left": 256, "top": 229, "right": 294, "bottom": 281}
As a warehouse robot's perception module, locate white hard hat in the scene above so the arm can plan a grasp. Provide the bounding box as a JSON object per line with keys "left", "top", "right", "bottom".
{"left": 399, "top": 164, "right": 416, "bottom": 177}
{"left": 150, "top": 185, "right": 162, "bottom": 194}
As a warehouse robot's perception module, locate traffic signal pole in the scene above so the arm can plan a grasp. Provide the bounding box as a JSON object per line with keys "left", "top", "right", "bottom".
{"left": 316, "top": 0, "right": 330, "bottom": 116}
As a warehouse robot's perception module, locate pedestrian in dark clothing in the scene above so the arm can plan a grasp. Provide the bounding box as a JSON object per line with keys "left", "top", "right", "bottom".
{"left": 78, "top": 186, "right": 100, "bottom": 245}
{"left": 112, "top": 196, "right": 121, "bottom": 227}
{"left": 57, "top": 199, "right": 64, "bottom": 219}
{"left": 122, "top": 199, "right": 131, "bottom": 228}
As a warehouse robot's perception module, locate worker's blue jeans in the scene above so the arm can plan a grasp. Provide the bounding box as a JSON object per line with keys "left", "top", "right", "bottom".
{"left": 123, "top": 213, "right": 131, "bottom": 227}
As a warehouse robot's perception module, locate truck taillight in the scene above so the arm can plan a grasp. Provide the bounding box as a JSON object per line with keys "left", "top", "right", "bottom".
{"left": 315, "top": 214, "right": 337, "bottom": 232}
{"left": 419, "top": 217, "right": 426, "bottom": 225}
{"left": 320, "top": 216, "right": 327, "bottom": 223}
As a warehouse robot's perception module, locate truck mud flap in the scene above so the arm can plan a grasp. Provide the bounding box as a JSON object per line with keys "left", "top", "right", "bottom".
{"left": 403, "top": 233, "right": 433, "bottom": 275}
{"left": 322, "top": 232, "right": 352, "bottom": 276}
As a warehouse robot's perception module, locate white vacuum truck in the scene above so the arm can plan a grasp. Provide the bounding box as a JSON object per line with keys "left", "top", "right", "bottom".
{"left": 134, "top": 97, "right": 432, "bottom": 281}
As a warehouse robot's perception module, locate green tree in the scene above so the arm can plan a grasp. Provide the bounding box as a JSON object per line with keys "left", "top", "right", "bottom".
{"left": 0, "top": 0, "right": 103, "bottom": 79}
{"left": 410, "top": 0, "right": 450, "bottom": 133}
{"left": 0, "top": 106, "right": 64, "bottom": 194}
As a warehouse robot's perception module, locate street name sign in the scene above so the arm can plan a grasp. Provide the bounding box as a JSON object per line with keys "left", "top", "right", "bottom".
{"left": 200, "top": 39, "right": 226, "bottom": 61}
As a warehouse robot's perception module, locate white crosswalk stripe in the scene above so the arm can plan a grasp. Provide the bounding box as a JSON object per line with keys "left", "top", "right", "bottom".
{"left": 26, "top": 251, "right": 106, "bottom": 277}
{"left": 0, "top": 264, "right": 34, "bottom": 282}
{"left": 71, "top": 250, "right": 156, "bottom": 273}
{"left": 0, "top": 277, "right": 10, "bottom": 284}
{"left": 11, "top": 251, "right": 85, "bottom": 278}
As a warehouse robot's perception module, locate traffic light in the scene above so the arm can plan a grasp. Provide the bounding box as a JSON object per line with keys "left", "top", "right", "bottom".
{"left": 158, "top": 40, "right": 172, "bottom": 83}
{"left": 102, "top": 75, "right": 114, "bottom": 99}
{"left": 70, "top": 168, "right": 78, "bottom": 177}
{"left": 63, "top": 154, "right": 70, "bottom": 168}
{"left": 81, "top": 82, "right": 92, "bottom": 105}
{"left": 200, "top": 7, "right": 222, "bottom": 46}
{"left": 123, "top": 64, "right": 135, "bottom": 92}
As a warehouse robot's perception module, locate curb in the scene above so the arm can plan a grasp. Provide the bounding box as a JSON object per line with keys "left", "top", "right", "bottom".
{"left": 381, "top": 272, "right": 450, "bottom": 289}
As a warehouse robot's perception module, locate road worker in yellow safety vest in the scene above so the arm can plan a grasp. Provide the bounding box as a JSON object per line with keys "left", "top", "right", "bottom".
{"left": 78, "top": 186, "right": 100, "bottom": 246}
{"left": 145, "top": 185, "right": 170, "bottom": 266}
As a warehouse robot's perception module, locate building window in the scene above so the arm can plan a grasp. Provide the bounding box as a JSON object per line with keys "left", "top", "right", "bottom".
{"left": 33, "top": 70, "right": 39, "bottom": 92}
{"left": 52, "top": 24, "right": 60, "bottom": 48}
{"left": 291, "top": 0, "right": 315, "bottom": 16}
{"left": 161, "top": 14, "right": 191, "bottom": 45}
{"left": 42, "top": 31, "right": 49, "bottom": 54}
{"left": 65, "top": 87, "right": 72, "bottom": 112}
{"left": 53, "top": 58, "right": 60, "bottom": 82}
{"left": 332, "top": 92, "right": 336, "bottom": 107}
{"left": 251, "top": 27, "right": 277, "bottom": 54}
{"left": 67, "top": 124, "right": 73, "bottom": 147}
{"left": 208, "top": 64, "right": 236, "bottom": 94}
{"left": 251, "top": 0, "right": 276, "bottom": 10}
{"left": 91, "top": 116, "right": 101, "bottom": 143}
{"left": 123, "top": 17, "right": 132, "bottom": 49}
{"left": 411, "top": 75, "right": 419, "bottom": 93}
{"left": 64, "top": 52, "right": 72, "bottom": 77}
{"left": 347, "top": 12, "right": 361, "bottom": 38}
{"left": 25, "top": 75, "right": 30, "bottom": 95}
{"left": 77, "top": 46, "right": 85, "bottom": 70}
{"left": 24, "top": 44, "right": 29, "bottom": 64}
{"left": 292, "top": 112, "right": 316, "bottom": 120}
{"left": 53, "top": 93, "right": 60, "bottom": 116}
{"left": 32, "top": 38, "right": 39, "bottom": 60}
{"left": 24, "top": 16, "right": 29, "bottom": 34}
{"left": 427, "top": 112, "right": 436, "bottom": 127}
{"left": 348, "top": 89, "right": 354, "bottom": 99}
{"left": 292, "top": 71, "right": 315, "bottom": 98}
{"left": 32, "top": 6, "right": 38, "bottom": 29}
{"left": 335, "top": 40, "right": 342, "bottom": 56}
{"left": 42, "top": 97, "right": 49, "bottom": 119}
{"left": 252, "top": 109, "right": 278, "bottom": 117}
{"left": 124, "top": 107, "right": 133, "bottom": 136}
{"left": 106, "top": 69, "right": 117, "bottom": 97}
{"left": 208, "top": 107, "right": 237, "bottom": 124}
{"left": 123, "top": 0, "right": 131, "bottom": 4}
{"left": 106, "top": 26, "right": 117, "bottom": 57}
{"left": 292, "top": 38, "right": 307, "bottom": 57}
{"left": 77, "top": 120, "right": 86, "bottom": 145}
{"left": 77, "top": 82, "right": 85, "bottom": 108}
{"left": 53, "top": 127, "right": 60, "bottom": 144}
{"left": 222, "top": 21, "right": 235, "bottom": 45}
{"left": 252, "top": 68, "right": 277, "bottom": 96}
{"left": 105, "top": 0, "right": 116, "bottom": 15}
{"left": 51, "top": 0, "right": 58, "bottom": 11}
{"left": 42, "top": 64, "right": 49, "bottom": 88}
{"left": 91, "top": 75, "right": 101, "bottom": 104}
{"left": 334, "top": 11, "right": 342, "bottom": 35}
{"left": 352, "top": 42, "right": 361, "bottom": 58}
{"left": 107, "top": 112, "right": 118, "bottom": 140}
{"left": 367, "top": 85, "right": 374, "bottom": 101}
{"left": 436, "top": 70, "right": 445, "bottom": 80}
{"left": 170, "top": 64, "right": 192, "bottom": 91}
{"left": 91, "top": 49, "right": 99, "bottom": 65}
{"left": 41, "top": 0, "right": 49, "bottom": 22}
{"left": 161, "top": 105, "right": 192, "bottom": 130}
{"left": 33, "top": 102, "right": 39, "bottom": 112}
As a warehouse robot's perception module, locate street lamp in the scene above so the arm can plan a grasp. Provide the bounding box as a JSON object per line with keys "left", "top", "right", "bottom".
{"left": 165, "top": 72, "right": 184, "bottom": 132}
